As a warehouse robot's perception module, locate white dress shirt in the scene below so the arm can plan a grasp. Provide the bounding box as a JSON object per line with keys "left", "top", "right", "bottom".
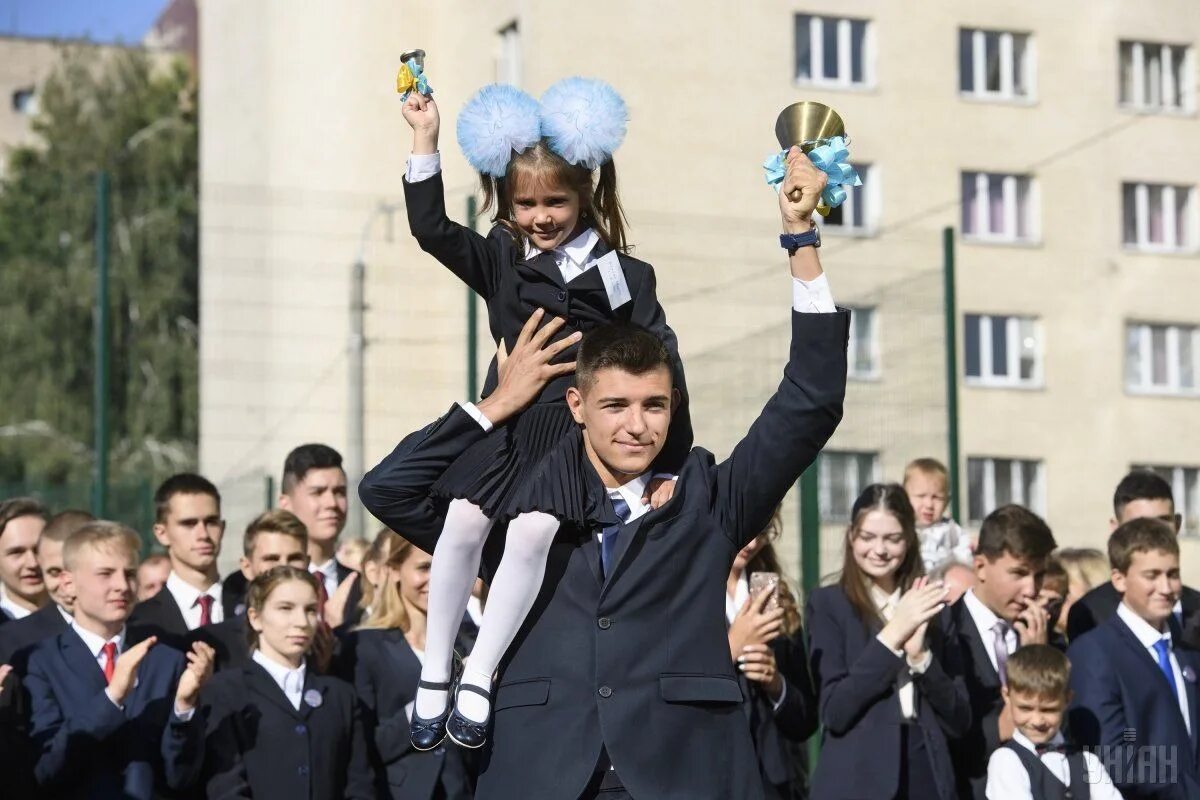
{"left": 310, "top": 558, "right": 341, "bottom": 601}
{"left": 252, "top": 649, "right": 307, "bottom": 711}
{"left": 165, "top": 570, "right": 223, "bottom": 630}
{"left": 870, "top": 584, "right": 930, "bottom": 720}
{"left": 0, "top": 584, "right": 33, "bottom": 620}
{"left": 986, "top": 729, "right": 1123, "bottom": 800}
{"left": 1117, "top": 601, "right": 1191, "bottom": 734}
{"left": 56, "top": 604, "right": 73, "bottom": 624}
{"left": 963, "top": 588, "right": 1018, "bottom": 676}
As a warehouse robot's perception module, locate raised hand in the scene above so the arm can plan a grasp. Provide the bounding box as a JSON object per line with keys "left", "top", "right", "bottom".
{"left": 403, "top": 92, "right": 440, "bottom": 155}
{"left": 1015, "top": 601, "right": 1050, "bottom": 646}
{"left": 107, "top": 636, "right": 157, "bottom": 706}
{"left": 778, "top": 146, "right": 829, "bottom": 232}
{"left": 174, "top": 641, "right": 216, "bottom": 714}
{"left": 477, "top": 309, "right": 580, "bottom": 425}
{"left": 879, "top": 580, "right": 948, "bottom": 652}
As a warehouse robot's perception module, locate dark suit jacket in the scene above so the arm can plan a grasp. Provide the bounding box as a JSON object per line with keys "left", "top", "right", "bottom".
{"left": 128, "top": 586, "right": 192, "bottom": 651}
{"left": 198, "top": 614, "right": 251, "bottom": 673}
{"left": 0, "top": 668, "right": 37, "bottom": 800}
{"left": 1067, "top": 580, "right": 1200, "bottom": 647}
{"left": 1068, "top": 613, "right": 1200, "bottom": 799}
{"left": 404, "top": 171, "right": 693, "bottom": 471}
{"left": 24, "top": 628, "right": 202, "bottom": 799}
{"left": 199, "top": 662, "right": 374, "bottom": 800}
{"left": 350, "top": 628, "right": 474, "bottom": 800}
{"left": 360, "top": 309, "right": 848, "bottom": 799}
{"left": 0, "top": 602, "right": 69, "bottom": 673}
{"left": 738, "top": 630, "right": 817, "bottom": 799}
{"left": 942, "top": 596, "right": 1006, "bottom": 800}
{"left": 220, "top": 571, "right": 246, "bottom": 619}
{"left": 806, "top": 585, "right": 969, "bottom": 800}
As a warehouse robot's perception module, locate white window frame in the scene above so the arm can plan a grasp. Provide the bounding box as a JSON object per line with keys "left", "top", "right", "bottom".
{"left": 818, "top": 450, "right": 881, "bottom": 523}
{"left": 964, "top": 314, "right": 1043, "bottom": 388}
{"left": 1122, "top": 182, "right": 1198, "bottom": 253}
{"left": 846, "top": 306, "right": 880, "bottom": 380}
{"left": 496, "top": 21, "right": 521, "bottom": 87}
{"left": 1132, "top": 464, "right": 1199, "bottom": 538}
{"left": 960, "top": 28, "right": 1037, "bottom": 102}
{"left": 821, "top": 163, "right": 879, "bottom": 236}
{"left": 794, "top": 14, "right": 874, "bottom": 89}
{"left": 1119, "top": 41, "right": 1195, "bottom": 113}
{"left": 961, "top": 172, "right": 1039, "bottom": 244}
{"left": 1125, "top": 322, "right": 1200, "bottom": 396}
{"left": 967, "top": 457, "right": 1045, "bottom": 524}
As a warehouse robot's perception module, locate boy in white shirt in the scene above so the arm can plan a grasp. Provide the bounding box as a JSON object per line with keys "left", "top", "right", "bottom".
{"left": 986, "top": 644, "right": 1120, "bottom": 800}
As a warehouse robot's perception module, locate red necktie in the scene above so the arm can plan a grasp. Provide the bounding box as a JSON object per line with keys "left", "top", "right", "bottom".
{"left": 315, "top": 577, "right": 328, "bottom": 622}
{"left": 195, "top": 594, "right": 214, "bottom": 627}
{"left": 101, "top": 642, "right": 117, "bottom": 684}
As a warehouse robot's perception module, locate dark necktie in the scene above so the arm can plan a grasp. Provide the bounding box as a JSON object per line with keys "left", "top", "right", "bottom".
{"left": 1035, "top": 742, "right": 1069, "bottom": 756}
{"left": 195, "top": 594, "right": 214, "bottom": 627}
{"left": 600, "top": 496, "right": 631, "bottom": 578}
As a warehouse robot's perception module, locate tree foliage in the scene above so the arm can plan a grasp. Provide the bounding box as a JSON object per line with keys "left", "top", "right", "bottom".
{"left": 0, "top": 47, "right": 198, "bottom": 485}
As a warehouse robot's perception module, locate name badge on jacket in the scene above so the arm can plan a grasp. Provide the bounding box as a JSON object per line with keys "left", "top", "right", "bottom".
{"left": 593, "top": 251, "right": 631, "bottom": 310}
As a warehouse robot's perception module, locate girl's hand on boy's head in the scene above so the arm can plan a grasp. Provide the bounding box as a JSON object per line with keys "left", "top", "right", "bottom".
{"left": 402, "top": 92, "right": 440, "bottom": 153}
{"left": 778, "top": 146, "right": 828, "bottom": 233}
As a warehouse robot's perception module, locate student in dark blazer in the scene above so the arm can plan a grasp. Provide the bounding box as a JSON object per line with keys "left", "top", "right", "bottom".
{"left": 806, "top": 484, "right": 969, "bottom": 800}
{"left": 199, "top": 565, "right": 373, "bottom": 799}
{"left": 24, "top": 521, "right": 212, "bottom": 799}
{"left": 360, "top": 156, "right": 847, "bottom": 800}
{"left": 1067, "top": 470, "right": 1200, "bottom": 645}
{"left": 1068, "top": 518, "right": 1200, "bottom": 799}
{"left": 0, "top": 665, "right": 37, "bottom": 800}
{"left": 128, "top": 473, "right": 228, "bottom": 651}
{"left": 726, "top": 509, "right": 817, "bottom": 799}
{"left": 943, "top": 505, "right": 1058, "bottom": 800}
{"left": 0, "top": 509, "right": 93, "bottom": 673}
{"left": 352, "top": 533, "right": 475, "bottom": 799}
{"left": 199, "top": 510, "right": 311, "bottom": 672}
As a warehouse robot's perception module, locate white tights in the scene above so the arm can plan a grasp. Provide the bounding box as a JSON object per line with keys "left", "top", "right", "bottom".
{"left": 415, "top": 499, "right": 560, "bottom": 723}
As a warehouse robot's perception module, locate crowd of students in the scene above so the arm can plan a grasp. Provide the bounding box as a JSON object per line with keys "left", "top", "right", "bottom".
{"left": 0, "top": 444, "right": 1196, "bottom": 799}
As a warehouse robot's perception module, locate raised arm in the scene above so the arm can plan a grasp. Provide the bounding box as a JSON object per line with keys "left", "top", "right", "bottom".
{"left": 713, "top": 148, "right": 849, "bottom": 545}
{"left": 401, "top": 92, "right": 503, "bottom": 299}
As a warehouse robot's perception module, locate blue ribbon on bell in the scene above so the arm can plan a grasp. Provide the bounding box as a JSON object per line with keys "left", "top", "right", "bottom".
{"left": 397, "top": 58, "right": 432, "bottom": 101}
{"left": 762, "top": 135, "right": 862, "bottom": 209}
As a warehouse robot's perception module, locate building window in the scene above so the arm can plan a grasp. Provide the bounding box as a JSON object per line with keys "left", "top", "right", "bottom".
{"left": 794, "top": 14, "right": 872, "bottom": 88}
{"left": 818, "top": 451, "right": 880, "bottom": 523}
{"left": 1132, "top": 465, "right": 1199, "bottom": 536}
{"left": 11, "top": 87, "right": 37, "bottom": 115}
{"left": 846, "top": 307, "right": 879, "bottom": 379}
{"left": 1122, "top": 182, "right": 1197, "bottom": 252}
{"left": 822, "top": 164, "right": 875, "bottom": 234}
{"left": 496, "top": 22, "right": 521, "bottom": 86}
{"left": 961, "top": 172, "right": 1037, "bottom": 243}
{"left": 1125, "top": 322, "right": 1199, "bottom": 396}
{"left": 964, "top": 314, "right": 1042, "bottom": 388}
{"left": 959, "top": 28, "right": 1035, "bottom": 101}
{"left": 1119, "top": 41, "right": 1194, "bottom": 113}
{"left": 967, "top": 457, "right": 1044, "bottom": 524}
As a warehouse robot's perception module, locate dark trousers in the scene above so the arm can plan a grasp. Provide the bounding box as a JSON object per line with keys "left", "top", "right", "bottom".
{"left": 895, "top": 722, "right": 938, "bottom": 800}
{"left": 579, "top": 750, "right": 633, "bottom": 800}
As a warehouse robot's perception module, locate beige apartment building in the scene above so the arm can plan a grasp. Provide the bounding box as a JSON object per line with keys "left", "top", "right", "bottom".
{"left": 198, "top": 0, "right": 1200, "bottom": 580}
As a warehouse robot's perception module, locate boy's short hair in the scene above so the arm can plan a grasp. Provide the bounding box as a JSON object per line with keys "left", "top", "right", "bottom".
{"left": 281, "top": 444, "right": 344, "bottom": 493}
{"left": 39, "top": 509, "right": 96, "bottom": 547}
{"left": 576, "top": 322, "right": 671, "bottom": 394}
{"left": 243, "top": 509, "right": 308, "bottom": 557}
{"left": 63, "top": 521, "right": 142, "bottom": 571}
{"left": 1041, "top": 555, "right": 1068, "bottom": 596}
{"left": 1113, "top": 470, "right": 1174, "bottom": 518}
{"left": 0, "top": 497, "right": 50, "bottom": 538}
{"left": 154, "top": 473, "right": 221, "bottom": 524}
{"left": 976, "top": 505, "right": 1056, "bottom": 562}
{"left": 1006, "top": 644, "right": 1070, "bottom": 700}
{"left": 902, "top": 458, "right": 949, "bottom": 487}
{"left": 1108, "top": 517, "right": 1179, "bottom": 573}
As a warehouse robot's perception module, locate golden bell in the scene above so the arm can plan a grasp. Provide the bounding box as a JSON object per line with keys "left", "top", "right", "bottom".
{"left": 400, "top": 48, "right": 426, "bottom": 68}
{"left": 774, "top": 101, "right": 846, "bottom": 153}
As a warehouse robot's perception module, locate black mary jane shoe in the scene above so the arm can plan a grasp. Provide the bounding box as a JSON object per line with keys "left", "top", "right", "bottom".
{"left": 446, "top": 682, "right": 492, "bottom": 749}
{"left": 410, "top": 678, "right": 454, "bottom": 751}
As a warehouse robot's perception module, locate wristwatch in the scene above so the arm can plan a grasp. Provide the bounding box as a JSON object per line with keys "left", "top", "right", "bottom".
{"left": 780, "top": 225, "right": 821, "bottom": 253}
